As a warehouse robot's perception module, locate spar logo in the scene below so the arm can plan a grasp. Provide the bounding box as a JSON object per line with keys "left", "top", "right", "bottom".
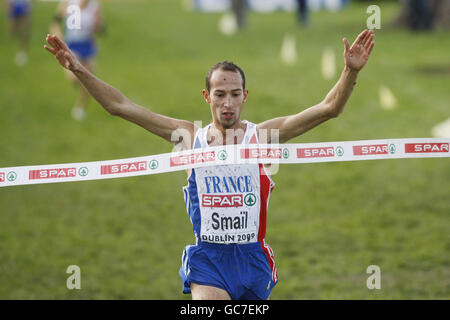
{"left": 149, "top": 160, "right": 159, "bottom": 170}
{"left": 29, "top": 168, "right": 77, "bottom": 180}
{"left": 201, "top": 193, "right": 256, "bottom": 208}
{"left": 405, "top": 143, "right": 449, "bottom": 153}
{"left": 353, "top": 144, "right": 396, "bottom": 156}
{"left": 101, "top": 161, "right": 147, "bottom": 175}
{"left": 202, "top": 194, "right": 243, "bottom": 207}
{"left": 218, "top": 150, "right": 228, "bottom": 161}
{"left": 78, "top": 167, "right": 89, "bottom": 177}
{"left": 0, "top": 172, "right": 4, "bottom": 183}
{"left": 297, "top": 146, "right": 344, "bottom": 158}
{"left": 336, "top": 146, "right": 344, "bottom": 156}
{"left": 170, "top": 151, "right": 215, "bottom": 167}
{"left": 244, "top": 193, "right": 257, "bottom": 207}
{"left": 7, "top": 172, "right": 17, "bottom": 182}
{"left": 240, "top": 148, "right": 282, "bottom": 159}
{"left": 297, "top": 146, "right": 335, "bottom": 158}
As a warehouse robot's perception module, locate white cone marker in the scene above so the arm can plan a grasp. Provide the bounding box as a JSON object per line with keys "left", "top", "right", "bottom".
{"left": 281, "top": 34, "right": 297, "bottom": 65}
{"left": 219, "top": 13, "right": 238, "bottom": 36}
{"left": 321, "top": 47, "right": 336, "bottom": 80}
{"left": 379, "top": 85, "right": 397, "bottom": 110}
{"left": 432, "top": 118, "right": 450, "bottom": 138}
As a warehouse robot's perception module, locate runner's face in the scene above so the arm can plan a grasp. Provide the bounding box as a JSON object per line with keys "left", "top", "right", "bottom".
{"left": 203, "top": 69, "right": 248, "bottom": 129}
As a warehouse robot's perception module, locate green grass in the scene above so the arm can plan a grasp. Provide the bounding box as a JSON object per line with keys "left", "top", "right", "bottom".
{"left": 0, "top": 0, "right": 449, "bottom": 299}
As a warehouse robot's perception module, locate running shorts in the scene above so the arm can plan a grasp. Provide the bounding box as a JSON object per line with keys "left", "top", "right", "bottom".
{"left": 179, "top": 241, "right": 277, "bottom": 300}
{"left": 67, "top": 40, "right": 97, "bottom": 60}
{"left": 9, "top": 2, "right": 29, "bottom": 19}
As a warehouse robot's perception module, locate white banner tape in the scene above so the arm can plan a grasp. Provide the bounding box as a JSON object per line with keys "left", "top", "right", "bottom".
{"left": 0, "top": 138, "right": 448, "bottom": 188}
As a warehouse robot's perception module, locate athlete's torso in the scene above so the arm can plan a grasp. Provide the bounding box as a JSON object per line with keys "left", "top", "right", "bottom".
{"left": 183, "top": 121, "right": 275, "bottom": 245}
{"left": 65, "top": 0, "right": 99, "bottom": 43}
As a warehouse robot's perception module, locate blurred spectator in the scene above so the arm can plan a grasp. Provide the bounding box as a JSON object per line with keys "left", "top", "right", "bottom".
{"left": 50, "top": 0, "right": 104, "bottom": 121}
{"left": 6, "top": 0, "right": 32, "bottom": 66}
{"left": 296, "top": 0, "right": 309, "bottom": 26}
{"left": 409, "top": 0, "right": 433, "bottom": 30}
{"left": 231, "top": 0, "right": 247, "bottom": 29}
{"left": 431, "top": 0, "right": 450, "bottom": 29}
{"left": 392, "top": 0, "right": 450, "bottom": 30}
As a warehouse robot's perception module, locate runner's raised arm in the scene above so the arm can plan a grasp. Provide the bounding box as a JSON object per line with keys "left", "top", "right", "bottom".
{"left": 258, "top": 29, "right": 375, "bottom": 143}
{"left": 44, "top": 34, "right": 195, "bottom": 146}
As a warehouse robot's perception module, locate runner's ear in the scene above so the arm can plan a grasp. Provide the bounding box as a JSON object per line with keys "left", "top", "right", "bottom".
{"left": 243, "top": 89, "right": 249, "bottom": 103}
{"left": 202, "top": 89, "right": 211, "bottom": 103}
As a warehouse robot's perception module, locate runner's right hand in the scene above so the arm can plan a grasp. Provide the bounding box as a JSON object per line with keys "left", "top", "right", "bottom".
{"left": 44, "top": 34, "right": 81, "bottom": 71}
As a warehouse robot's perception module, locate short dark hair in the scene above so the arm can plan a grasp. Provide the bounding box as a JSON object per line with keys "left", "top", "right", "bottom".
{"left": 205, "top": 61, "right": 246, "bottom": 92}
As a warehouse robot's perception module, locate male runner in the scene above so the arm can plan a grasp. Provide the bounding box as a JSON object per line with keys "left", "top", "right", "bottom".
{"left": 44, "top": 29, "right": 375, "bottom": 299}
{"left": 6, "top": 0, "right": 31, "bottom": 66}
{"left": 50, "top": 0, "right": 104, "bottom": 120}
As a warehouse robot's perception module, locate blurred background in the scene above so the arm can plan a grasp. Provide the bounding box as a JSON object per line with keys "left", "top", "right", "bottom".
{"left": 0, "top": 0, "right": 449, "bottom": 299}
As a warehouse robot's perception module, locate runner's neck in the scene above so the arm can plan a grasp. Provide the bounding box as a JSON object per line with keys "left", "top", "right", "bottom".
{"left": 207, "top": 120, "right": 248, "bottom": 146}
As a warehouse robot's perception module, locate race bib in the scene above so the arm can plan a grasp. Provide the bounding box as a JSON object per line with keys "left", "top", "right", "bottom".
{"left": 195, "top": 164, "right": 261, "bottom": 244}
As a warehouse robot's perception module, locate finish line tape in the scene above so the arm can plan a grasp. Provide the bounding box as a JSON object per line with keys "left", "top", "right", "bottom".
{"left": 0, "top": 138, "right": 448, "bottom": 188}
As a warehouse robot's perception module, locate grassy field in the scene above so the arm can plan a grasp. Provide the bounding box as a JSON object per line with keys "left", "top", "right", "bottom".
{"left": 0, "top": 0, "right": 449, "bottom": 299}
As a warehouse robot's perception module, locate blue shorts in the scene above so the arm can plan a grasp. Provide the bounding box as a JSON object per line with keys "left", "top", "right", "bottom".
{"left": 67, "top": 40, "right": 97, "bottom": 60}
{"left": 179, "top": 241, "right": 278, "bottom": 300}
{"left": 9, "top": 3, "right": 29, "bottom": 19}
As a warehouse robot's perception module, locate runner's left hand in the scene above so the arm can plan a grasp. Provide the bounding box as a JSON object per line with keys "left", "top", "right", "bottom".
{"left": 343, "top": 29, "right": 375, "bottom": 72}
{"left": 44, "top": 34, "right": 81, "bottom": 72}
